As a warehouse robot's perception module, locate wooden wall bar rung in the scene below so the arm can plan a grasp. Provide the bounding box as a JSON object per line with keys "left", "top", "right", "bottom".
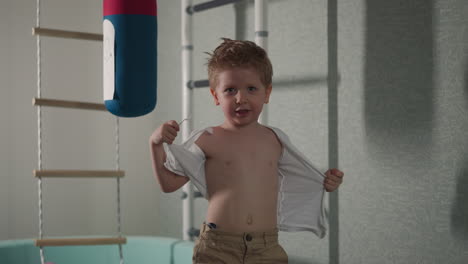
{"left": 32, "top": 27, "right": 103, "bottom": 41}
{"left": 34, "top": 170, "right": 125, "bottom": 178}
{"left": 35, "top": 237, "right": 127, "bottom": 247}
{"left": 33, "top": 98, "right": 107, "bottom": 111}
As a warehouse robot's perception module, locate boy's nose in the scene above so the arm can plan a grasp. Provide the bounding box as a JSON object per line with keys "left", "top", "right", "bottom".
{"left": 236, "top": 91, "right": 248, "bottom": 104}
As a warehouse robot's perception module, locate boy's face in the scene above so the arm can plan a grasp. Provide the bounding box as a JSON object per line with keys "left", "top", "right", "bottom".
{"left": 210, "top": 67, "right": 272, "bottom": 128}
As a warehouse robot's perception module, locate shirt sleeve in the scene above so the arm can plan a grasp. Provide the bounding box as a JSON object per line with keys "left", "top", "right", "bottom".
{"left": 163, "top": 128, "right": 209, "bottom": 198}
{"left": 271, "top": 126, "right": 328, "bottom": 238}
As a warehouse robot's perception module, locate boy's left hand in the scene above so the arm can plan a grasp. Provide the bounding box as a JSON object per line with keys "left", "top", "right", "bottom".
{"left": 324, "top": 168, "right": 344, "bottom": 192}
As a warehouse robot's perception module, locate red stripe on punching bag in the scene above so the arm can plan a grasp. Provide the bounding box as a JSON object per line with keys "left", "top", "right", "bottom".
{"left": 103, "top": 0, "right": 157, "bottom": 16}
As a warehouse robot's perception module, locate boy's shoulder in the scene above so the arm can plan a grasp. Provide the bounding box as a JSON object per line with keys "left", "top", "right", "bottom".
{"left": 186, "top": 127, "right": 213, "bottom": 140}
{"left": 180, "top": 127, "right": 213, "bottom": 150}
{"left": 193, "top": 128, "right": 213, "bottom": 144}
{"left": 263, "top": 125, "right": 290, "bottom": 143}
{"left": 191, "top": 127, "right": 215, "bottom": 155}
{"left": 193, "top": 126, "right": 228, "bottom": 149}
{"left": 188, "top": 125, "right": 289, "bottom": 149}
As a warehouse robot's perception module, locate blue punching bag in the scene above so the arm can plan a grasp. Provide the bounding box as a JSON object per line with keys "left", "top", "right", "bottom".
{"left": 103, "top": 0, "right": 157, "bottom": 117}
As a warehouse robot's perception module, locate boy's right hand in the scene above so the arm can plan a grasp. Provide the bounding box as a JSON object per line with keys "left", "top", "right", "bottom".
{"left": 150, "top": 120, "right": 180, "bottom": 145}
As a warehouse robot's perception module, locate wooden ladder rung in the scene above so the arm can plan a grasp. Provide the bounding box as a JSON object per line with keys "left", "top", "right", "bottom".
{"left": 32, "top": 27, "right": 103, "bottom": 41}
{"left": 33, "top": 98, "right": 107, "bottom": 111}
{"left": 35, "top": 237, "right": 127, "bottom": 247}
{"left": 34, "top": 170, "right": 125, "bottom": 178}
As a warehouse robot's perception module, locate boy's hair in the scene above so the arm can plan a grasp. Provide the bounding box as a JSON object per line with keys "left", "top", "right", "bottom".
{"left": 206, "top": 38, "right": 273, "bottom": 89}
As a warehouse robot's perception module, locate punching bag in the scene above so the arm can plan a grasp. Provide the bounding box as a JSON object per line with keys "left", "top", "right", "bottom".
{"left": 103, "top": 0, "right": 157, "bottom": 117}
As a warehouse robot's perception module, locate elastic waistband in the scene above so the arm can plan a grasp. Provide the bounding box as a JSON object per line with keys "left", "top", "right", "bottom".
{"left": 199, "top": 222, "right": 279, "bottom": 244}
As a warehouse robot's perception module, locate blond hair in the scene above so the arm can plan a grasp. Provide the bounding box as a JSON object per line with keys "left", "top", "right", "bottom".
{"left": 206, "top": 38, "right": 273, "bottom": 89}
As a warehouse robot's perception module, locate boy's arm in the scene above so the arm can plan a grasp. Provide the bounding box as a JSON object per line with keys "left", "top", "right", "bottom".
{"left": 149, "top": 121, "right": 189, "bottom": 193}
{"left": 150, "top": 141, "right": 190, "bottom": 193}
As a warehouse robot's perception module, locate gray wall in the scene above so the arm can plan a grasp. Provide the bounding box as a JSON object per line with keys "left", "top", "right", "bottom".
{"left": 1, "top": 0, "right": 467, "bottom": 263}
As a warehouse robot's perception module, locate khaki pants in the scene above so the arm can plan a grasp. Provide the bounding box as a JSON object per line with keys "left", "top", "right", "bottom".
{"left": 193, "top": 222, "right": 288, "bottom": 264}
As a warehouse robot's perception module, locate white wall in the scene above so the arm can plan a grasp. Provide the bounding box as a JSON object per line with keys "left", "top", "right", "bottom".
{"left": 0, "top": 0, "right": 12, "bottom": 240}
{"left": 0, "top": 0, "right": 181, "bottom": 239}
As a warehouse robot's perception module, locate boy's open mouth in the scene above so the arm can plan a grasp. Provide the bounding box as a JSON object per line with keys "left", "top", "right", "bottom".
{"left": 235, "top": 109, "right": 250, "bottom": 116}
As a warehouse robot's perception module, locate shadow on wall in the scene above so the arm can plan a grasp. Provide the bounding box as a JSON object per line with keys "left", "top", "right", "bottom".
{"left": 364, "top": 0, "right": 434, "bottom": 165}
{"left": 450, "top": 64, "right": 468, "bottom": 241}
{"left": 451, "top": 158, "right": 468, "bottom": 241}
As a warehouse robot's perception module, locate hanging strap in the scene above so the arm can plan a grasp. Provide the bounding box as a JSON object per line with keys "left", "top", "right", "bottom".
{"left": 115, "top": 117, "right": 124, "bottom": 264}
{"left": 35, "top": 0, "right": 45, "bottom": 263}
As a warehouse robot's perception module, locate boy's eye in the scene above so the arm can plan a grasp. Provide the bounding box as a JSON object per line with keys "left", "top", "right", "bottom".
{"left": 224, "top": 88, "right": 236, "bottom": 93}
{"left": 248, "top": 86, "right": 257, "bottom": 92}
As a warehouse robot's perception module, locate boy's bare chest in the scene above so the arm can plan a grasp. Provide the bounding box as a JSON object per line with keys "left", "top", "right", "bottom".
{"left": 212, "top": 141, "right": 277, "bottom": 164}
{"left": 203, "top": 131, "right": 281, "bottom": 167}
{"left": 198, "top": 129, "right": 282, "bottom": 189}
{"left": 198, "top": 128, "right": 283, "bottom": 230}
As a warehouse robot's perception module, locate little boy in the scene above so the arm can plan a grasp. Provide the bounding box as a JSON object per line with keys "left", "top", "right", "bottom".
{"left": 149, "top": 38, "right": 344, "bottom": 263}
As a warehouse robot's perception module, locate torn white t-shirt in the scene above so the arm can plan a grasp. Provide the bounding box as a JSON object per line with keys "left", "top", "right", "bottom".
{"left": 163, "top": 126, "right": 328, "bottom": 238}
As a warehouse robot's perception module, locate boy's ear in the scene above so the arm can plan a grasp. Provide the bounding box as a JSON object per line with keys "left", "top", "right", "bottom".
{"left": 264, "top": 84, "right": 272, "bottom": 104}
{"left": 210, "top": 88, "right": 220, "bottom": 105}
